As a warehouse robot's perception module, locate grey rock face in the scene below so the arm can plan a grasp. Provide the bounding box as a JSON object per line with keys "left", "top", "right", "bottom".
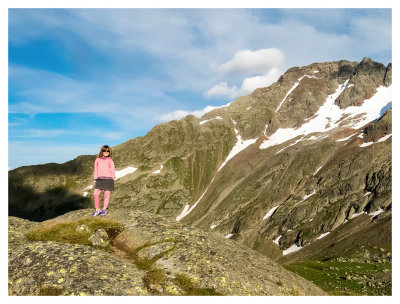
{"left": 335, "top": 57, "right": 389, "bottom": 109}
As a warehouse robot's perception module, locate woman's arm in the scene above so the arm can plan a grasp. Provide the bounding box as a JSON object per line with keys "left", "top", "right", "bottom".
{"left": 110, "top": 159, "right": 116, "bottom": 180}
{"left": 94, "top": 158, "right": 99, "bottom": 179}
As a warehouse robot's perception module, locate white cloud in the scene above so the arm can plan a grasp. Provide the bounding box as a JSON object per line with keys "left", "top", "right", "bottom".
{"left": 240, "top": 68, "right": 283, "bottom": 93}
{"left": 155, "top": 110, "right": 191, "bottom": 122}
{"left": 207, "top": 67, "right": 283, "bottom": 99}
{"left": 206, "top": 82, "right": 239, "bottom": 99}
{"left": 217, "top": 48, "right": 285, "bottom": 75}
{"left": 155, "top": 103, "right": 231, "bottom": 122}
{"left": 207, "top": 48, "right": 285, "bottom": 99}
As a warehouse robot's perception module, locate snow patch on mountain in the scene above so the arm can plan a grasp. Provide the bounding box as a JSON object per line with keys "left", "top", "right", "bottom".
{"left": 176, "top": 176, "right": 216, "bottom": 221}
{"left": 301, "top": 190, "right": 316, "bottom": 202}
{"left": 218, "top": 121, "right": 257, "bottom": 171}
{"left": 260, "top": 83, "right": 391, "bottom": 150}
{"left": 275, "top": 136, "right": 304, "bottom": 154}
{"left": 370, "top": 209, "right": 384, "bottom": 217}
{"left": 273, "top": 235, "right": 282, "bottom": 245}
{"left": 336, "top": 133, "right": 357, "bottom": 142}
{"left": 349, "top": 209, "right": 385, "bottom": 220}
{"left": 275, "top": 75, "right": 319, "bottom": 112}
{"left": 115, "top": 166, "right": 138, "bottom": 180}
{"left": 360, "top": 134, "right": 392, "bottom": 147}
{"left": 263, "top": 205, "right": 279, "bottom": 220}
{"left": 199, "top": 116, "right": 223, "bottom": 125}
{"left": 83, "top": 185, "right": 93, "bottom": 197}
{"left": 350, "top": 211, "right": 367, "bottom": 219}
{"left": 152, "top": 165, "right": 163, "bottom": 174}
{"left": 313, "top": 166, "right": 323, "bottom": 176}
{"left": 317, "top": 232, "right": 330, "bottom": 240}
{"left": 263, "top": 124, "right": 269, "bottom": 136}
{"left": 283, "top": 243, "right": 303, "bottom": 255}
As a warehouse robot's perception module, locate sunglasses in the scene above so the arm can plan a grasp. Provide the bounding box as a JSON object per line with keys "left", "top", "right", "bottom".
{"left": 103, "top": 150, "right": 110, "bottom": 153}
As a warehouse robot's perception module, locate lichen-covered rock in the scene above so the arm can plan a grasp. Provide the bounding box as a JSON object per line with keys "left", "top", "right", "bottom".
{"left": 89, "top": 228, "right": 109, "bottom": 247}
{"left": 9, "top": 209, "right": 326, "bottom": 296}
{"left": 44, "top": 209, "right": 325, "bottom": 295}
{"left": 8, "top": 217, "right": 148, "bottom": 296}
{"left": 8, "top": 217, "right": 40, "bottom": 250}
{"left": 76, "top": 224, "right": 89, "bottom": 233}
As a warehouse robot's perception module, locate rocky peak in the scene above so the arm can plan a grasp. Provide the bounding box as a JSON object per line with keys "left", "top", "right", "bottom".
{"left": 335, "top": 57, "right": 390, "bottom": 108}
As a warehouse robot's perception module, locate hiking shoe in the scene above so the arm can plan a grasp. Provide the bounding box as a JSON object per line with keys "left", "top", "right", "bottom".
{"left": 100, "top": 209, "right": 107, "bottom": 216}
{"left": 92, "top": 209, "right": 101, "bottom": 217}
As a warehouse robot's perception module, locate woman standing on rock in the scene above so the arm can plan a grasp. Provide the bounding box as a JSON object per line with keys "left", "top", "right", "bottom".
{"left": 92, "top": 145, "right": 115, "bottom": 217}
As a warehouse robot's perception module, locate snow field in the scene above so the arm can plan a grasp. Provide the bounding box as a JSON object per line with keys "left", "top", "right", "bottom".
{"left": 275, "top": 75, "right": 319, "bottom": 112}
{"left": 336, "top": 133, "right": 357, "bottom": 142}
{"left": 282, "top": 244, "right": 302, "bottom": 256}
{"left": 218, "top": 121, "right": 257, "bottom": 172}
{"left": 115, "top": 166, "right": 138, "bottom": 180}
{"left": 260, "top": 83, "right": 391, "bottom": 151}
{"left": 273, "top": 235, "right": 282, "bottom": 246}
{"left": 199, "top": 116, "right": 223, "bottom": 125}
{"left": 301, "top": 190, "right": 316, "bottom": 202}
{"left": 360, "top": 134, "right": 392, "bottom": 147}
{"left": 317, "top": 232, "right": 330, "bottom": 240}
{"left": 313, "top": 166, "right": 323, "bottom": 176}
{"left": 263, "top": 206, "right": 280, "bottom": 220}
{"left": 176, "top": 176, "right": 216, "bottom": 221}
{"left": 152, "top": 165, "right": 163, "bottom": 174}
{"left": 83, "top": 185, "right": 93, "bottom": 197}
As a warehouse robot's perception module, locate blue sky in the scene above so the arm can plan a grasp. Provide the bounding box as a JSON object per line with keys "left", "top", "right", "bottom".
{"left": 8, "top": 8, "right": 392, "bottom": 169}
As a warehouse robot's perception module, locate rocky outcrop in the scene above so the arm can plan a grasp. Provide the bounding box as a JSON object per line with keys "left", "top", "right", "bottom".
{"left": 8, "top": 210, "right": 325, "bottom": 296}
{"left": 363, "top": 109, "right": 391, "bottom": 143}
{"left": 335, "top": 57, "right": 389, "bottom": 108}
{"left": 9, "top": 239, "right": 148, "bottom": 296}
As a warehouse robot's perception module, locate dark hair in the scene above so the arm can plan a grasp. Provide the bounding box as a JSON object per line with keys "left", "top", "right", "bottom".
{"left": 98, "top": 145, "right": 113, "bottom": 158}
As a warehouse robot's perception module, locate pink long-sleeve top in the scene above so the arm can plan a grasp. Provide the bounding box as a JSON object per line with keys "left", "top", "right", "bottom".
{"left": 94, "top": 157, "right": 116, "bottom": 180}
